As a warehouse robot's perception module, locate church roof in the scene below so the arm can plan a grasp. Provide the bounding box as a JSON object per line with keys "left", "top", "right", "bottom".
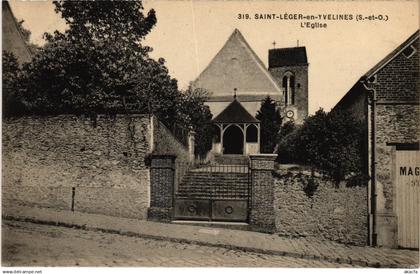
{"left": 268, "top": 47, "right": 307, "bottom": 68}
{"left": 192, "top": 29, "right": 282, "bottom": 98}
{"left": 2, "top": 2, "right": 32, "bottom": 65}
{"left": 212, "top": 97, "right": 259, "bottom": 123}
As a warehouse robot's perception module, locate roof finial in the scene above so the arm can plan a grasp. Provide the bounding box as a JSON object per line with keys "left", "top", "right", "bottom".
{"left": 233, "top": 88, "right": 237, "bottom": 99}
{"left": 272, "top": 41, "right": 276, "bottom": 49}
{"left": 297, "top": 40, "right": 299, "bottom": 47}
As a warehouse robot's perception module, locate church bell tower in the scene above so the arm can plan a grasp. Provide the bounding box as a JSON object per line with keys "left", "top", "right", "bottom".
{"left": 267, "top": 46, "right": 309, "bottom": 125}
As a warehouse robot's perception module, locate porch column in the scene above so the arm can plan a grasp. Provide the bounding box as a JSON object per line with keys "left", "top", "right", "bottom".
{"left": 243, "top": 123, "right": 247, "bottom": 155}
{"left": 257, "top": 124, "right": 261, "bottom": 153}
{"left": 220, "top": 124, "right": 224, "bottom": 154}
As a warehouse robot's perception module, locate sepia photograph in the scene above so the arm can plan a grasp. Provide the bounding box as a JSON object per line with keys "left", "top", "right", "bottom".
{"left": 1, "top": 0, "right": 419, "bottom": 271}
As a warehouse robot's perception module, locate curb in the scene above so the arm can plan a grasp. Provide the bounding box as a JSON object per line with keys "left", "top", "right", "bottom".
{"left": 2, "top": 214, "right": 402, "bottom": 268}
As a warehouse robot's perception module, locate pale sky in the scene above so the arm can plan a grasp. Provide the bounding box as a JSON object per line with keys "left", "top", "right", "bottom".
{"left": 8, "top": 0, "right": 419, "bottom": 114}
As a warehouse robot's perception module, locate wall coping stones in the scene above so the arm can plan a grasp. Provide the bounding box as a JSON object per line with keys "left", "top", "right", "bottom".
{"left": 3, "top": 114, "right": 151, "bottom": 120}
{"left": 250, "top": 154, "right": 277, "bottom": 171}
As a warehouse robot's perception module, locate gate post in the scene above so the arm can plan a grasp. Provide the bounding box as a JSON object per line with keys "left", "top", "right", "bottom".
{"left": 249, "top": 154, "right": 277, "bottom": 233}
{"left": 147, "top": 155, "right": 176, "bottom": 222}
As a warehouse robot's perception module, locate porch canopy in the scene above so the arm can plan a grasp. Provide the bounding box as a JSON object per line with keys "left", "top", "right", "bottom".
{"left": 212, "top": 97, "right": 260, "bottom": 155}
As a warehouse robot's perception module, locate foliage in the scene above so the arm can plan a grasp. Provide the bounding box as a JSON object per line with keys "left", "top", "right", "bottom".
{"left": 18, "top": 0, "right": 159, "bottom": 116}
{"left": 277, "top": 108, "right": 364, "bottom": 184}
{"left": 256, "top": 96, "right": 282, "bottom": 153}
{"left": 2, "top": 52, "right": 26, "bottom": 117}
{"left": 277, "top": 120, "right": 296, "bottom": 142}
{"left": 16, "top": 20, "right": 40, "bottom": 53}
{"left": 275, "top": 120, "right": 297, "bottom": 162}
{"left": 302, "top": 175, "right": 319, "bottom": 198}
{"left": 6, "top": 0, "right": 213, "bottom": 158}
{"left": 178, "top": 87, "right": 213, "bottom": 157}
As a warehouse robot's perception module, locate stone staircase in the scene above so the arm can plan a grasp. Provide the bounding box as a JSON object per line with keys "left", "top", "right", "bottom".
{"left": 175, "top": 167, "right": 249, "bottom": 200}
{"left": 214, "top": 155, "right": 249, "bottom": 165}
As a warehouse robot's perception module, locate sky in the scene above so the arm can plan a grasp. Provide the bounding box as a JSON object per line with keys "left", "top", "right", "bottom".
{"left": 8, "top": 0, "right": 419, "bottom": 114}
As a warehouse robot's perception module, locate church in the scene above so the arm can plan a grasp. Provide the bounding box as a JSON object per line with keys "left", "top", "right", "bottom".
{"left": 191, "top": 29, "right": 309, "bottom": 155}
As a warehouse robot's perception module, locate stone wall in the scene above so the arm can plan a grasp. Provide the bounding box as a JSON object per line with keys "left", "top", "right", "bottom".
{"left": 375, "top": 105, "right": 419, "bottom": 212}
{"left": 2, "top": 114, "right": 152, "bottom": 219}
{"left": 152, "top": 116, "right": 190, "bottom": 163}
{"left": 274, "top": 168, "right": 368, "bottom": 246}
{"left": 249, "top": 154, "right": 277, "bottom": 233}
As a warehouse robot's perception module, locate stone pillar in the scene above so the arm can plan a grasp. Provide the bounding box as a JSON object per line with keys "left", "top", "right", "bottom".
{"left": 249, "top": 154, "right": 277, "bottom": 233}
{"left": 188, "top": 131, "right": 195, "bottom": 163}
{"left": 147, "top": 155, "right": 176, "bottom": 222}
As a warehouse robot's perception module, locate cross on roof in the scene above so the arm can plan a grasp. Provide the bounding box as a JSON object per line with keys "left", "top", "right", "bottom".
{"left": 272, "top": 41, "right": 276, "bottom": 49}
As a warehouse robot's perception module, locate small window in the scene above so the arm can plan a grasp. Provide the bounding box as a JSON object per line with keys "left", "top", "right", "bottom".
{"left": 403, "top": 45, "right": 416, "bottom": 59}
{"left": 290, "top": 76, "right": 295, "bottom": 105}
{"left": 246, "top": 124, "right": 258, "bottom": 142}
{"left": 367, "top": 75, "right": 377, "bottom": 84}
{"left": 282, "top": 72, "right": 295, "bottom": 106}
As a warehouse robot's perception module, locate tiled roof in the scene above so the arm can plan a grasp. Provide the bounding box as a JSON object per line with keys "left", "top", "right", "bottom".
{"left": 2, "top": 2, "right": 32, "bottom": 64}
{"left": 212, "top": 98, "right": 259, "bottom": 123}
{"left": 192, "top": 29, "right": 282, "bottom": 97}
{"left": 268, "top": 47, "right": 308, "bottom": 68}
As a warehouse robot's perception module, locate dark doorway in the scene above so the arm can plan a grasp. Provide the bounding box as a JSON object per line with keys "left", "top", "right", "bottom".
{"left": 223, "top": 125, "right": 243, "bottom": 154}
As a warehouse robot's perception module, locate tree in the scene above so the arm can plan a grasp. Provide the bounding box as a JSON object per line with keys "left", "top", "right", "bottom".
{"left": 2, "top": 52, "right": 26, "bottom": 117}
{"left": 277, "top": 120, "right": 295, "bottom": 143}
{"left": 20, "top": 0, "right": 163, "bottom": 116}
{"left": 178, "top": 87, "right": 213, "bottom": 157}
{"left": 320, "top": 109, "right": 364, "bottom": 184}
{"left": 275, "top": 120, "right": 296, "bottom": 162}
{"left": 256, "top": 96, "right": 282, "bottom": 153}
{"left": 12, "top": 1, "right": 213, "bottom": 159}
{"left": 277, "top": 108, "right": 365, "bottom": 185}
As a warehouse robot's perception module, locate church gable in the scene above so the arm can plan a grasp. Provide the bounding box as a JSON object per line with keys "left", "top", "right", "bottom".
{"left": 192, "top": 29, "right": 281, "bottom": 99}
{"left": 2, "top": 2, "right": 32, "bottom": 65}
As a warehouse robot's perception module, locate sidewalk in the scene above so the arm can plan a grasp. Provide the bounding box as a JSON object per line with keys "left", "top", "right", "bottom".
{"left": 2, "top": 205, "right": 419, "bottom": 268}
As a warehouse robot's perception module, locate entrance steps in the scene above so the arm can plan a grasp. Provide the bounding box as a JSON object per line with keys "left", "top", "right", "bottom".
{"left": 214, "top": 154, "right": 249, "bottom": 165}
{"left": 175, "top": 169, "right": 249, "bottom": 200}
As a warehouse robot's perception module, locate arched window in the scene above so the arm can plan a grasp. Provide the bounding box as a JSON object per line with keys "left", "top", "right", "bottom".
{"left": 246, "top": 124, "right": 258, "bottom": 142}
{"left": 282, "top": 72, "right": 295, "bottom": 106}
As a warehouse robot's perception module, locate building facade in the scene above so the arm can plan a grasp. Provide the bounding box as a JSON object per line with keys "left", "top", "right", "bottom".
{"left": 192, "top": 29, "right": 309, "bottom": 155}
{"left": 333, "top": 30, "right": 419, "bottom": 248}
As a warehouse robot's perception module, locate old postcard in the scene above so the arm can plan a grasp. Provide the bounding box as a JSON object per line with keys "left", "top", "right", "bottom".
{"left": 1, "top": 0, "right": 419, "bottom": 272}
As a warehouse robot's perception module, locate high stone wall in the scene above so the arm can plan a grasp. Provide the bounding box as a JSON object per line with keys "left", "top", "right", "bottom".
{"left": 274, "top": 168, "right": 368, "bottom": 246}
{"left": 2, "top": 115, "right": 152, "bottom": 219}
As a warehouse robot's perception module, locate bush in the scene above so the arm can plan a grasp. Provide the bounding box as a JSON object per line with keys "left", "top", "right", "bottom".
{"left": 277, "top": 108, "right": 365, "bottom": 185}
{"left": 2, "top": 52, "right": 28, "bottom": 117}
{"left": 256, "top": 96, "right": 282, "bottom": 153}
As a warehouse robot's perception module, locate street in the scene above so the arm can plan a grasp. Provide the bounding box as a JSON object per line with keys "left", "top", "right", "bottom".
{"left": 2, "top": 220, "right": 354, "bottom": 267}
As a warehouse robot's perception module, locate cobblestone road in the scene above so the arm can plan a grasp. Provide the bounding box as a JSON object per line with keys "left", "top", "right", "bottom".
{"left": 2, "top": 220, "right": 356, "bottom": 267}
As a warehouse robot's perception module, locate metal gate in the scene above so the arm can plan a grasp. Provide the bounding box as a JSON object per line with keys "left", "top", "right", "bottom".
{"left": 395, "top": 149, "right": 419, "bottom": 249}
{"left": 173, "top": 163, "right": 250, "bottom": 222}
